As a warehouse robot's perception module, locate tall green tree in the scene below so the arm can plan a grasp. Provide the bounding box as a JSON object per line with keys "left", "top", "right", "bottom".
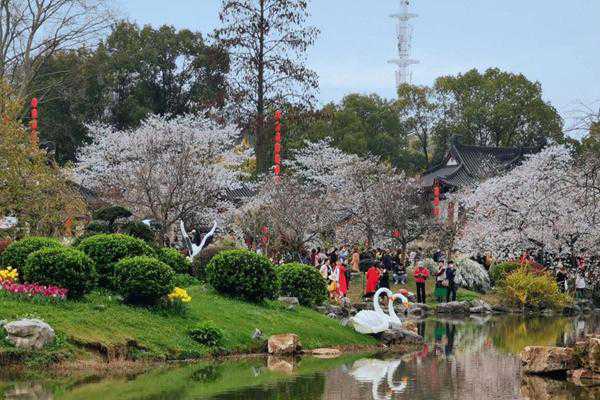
{"left": 285, "top": 94, "right": 425, "bottom": 173}
{"left": 97, "top": 22, "right": 229, "bottom": 129}
{"left": 215, "top": 0, "right": 319, "bottom": 173}
{"left": 433, "top": 68, "right": 564, "bottom": 162}
{"left": 396, "top": 84, "right": 441, "bottom": 168}
{"left": 30, "top": 22, "right": 229, "bottom": 162}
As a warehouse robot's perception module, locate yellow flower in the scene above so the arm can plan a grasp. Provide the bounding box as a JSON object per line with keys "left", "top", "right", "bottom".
{"left": 168, "top": 287, "right": 192, "bottom": 303}
{"left": 0, "top": 267, "right": 18, "bottom": 282}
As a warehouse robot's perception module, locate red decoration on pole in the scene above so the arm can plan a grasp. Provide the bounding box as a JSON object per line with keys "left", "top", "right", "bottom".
{"left": 433, "top": 180, "right": 441, "bottom": 220}
{"left": 274, "top": 110, "right": 282, "bottom": 181}
{"left": 392, "top": 230, "right": 401, "bottom": 239}
{"left": 30, "top": 97, "right": 39, "bottom": 147}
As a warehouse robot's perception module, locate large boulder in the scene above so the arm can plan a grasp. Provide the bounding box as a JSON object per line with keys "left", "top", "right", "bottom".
{"left": 585, "top": 336, "right": 600, "bottom": 373}
{"left": 469, "top": 299, "right": 493, "bottom": 314}
{"left": 309, "top": 348, "right": 342, "bottom": 359}
{"left": 267, "top": 334, "right": 301, "bottom": 355}
{"left": 520, "top": 346, "right": 577, "bottom": 375}
{"left": 3, "top": 319, "right": 55, "bottom": 350}
{"left": 380, "top": 329, "right": 423, "bottom": 345}
{"left": 277, "top": 296, "right": 299, "bottom": 307}
{"left": 436, "top": 301, "right": 471, "bottom": 315}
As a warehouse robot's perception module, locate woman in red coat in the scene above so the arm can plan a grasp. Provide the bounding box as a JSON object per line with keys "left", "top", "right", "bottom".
{"left": 336, "top": 261, "right": 348, "bottom": 298}
{"left": 365, "top": 264, "right": 381, "bottom": 300}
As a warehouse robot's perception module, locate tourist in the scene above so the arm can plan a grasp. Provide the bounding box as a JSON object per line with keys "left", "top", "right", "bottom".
{"left": 435, "top": 261, "right": 448, "bottom": 303}
{"left": 413, "top": 261, "right": 430, "bottom": 303}
{"left": 555, "top": 262, "right": 568, "bottom": 293}
{"left": 446, "top": 261, "right": 457, "bottom": 302}
{"left": 320, "top": 259, "right": 331, "bottom": 281}
{"left": 379, "top": 265, "right": 390, "bottom": 290}
{"left": 575, "top": 265, "right": 587, "bottom": 299}
{"left": 310, "top": 248, "right": 317, "bottom": 266}
{"left": 339, "top": 245, "right": 349, "bottom": 264}
{"left": 365, "top": 263, "right": 381, "bottom": 300}
{"left": 335, "top": 260, "right": 348, "bottom": 300}
{"left": 351, "top": 247, "right": 360, "bottom": 272}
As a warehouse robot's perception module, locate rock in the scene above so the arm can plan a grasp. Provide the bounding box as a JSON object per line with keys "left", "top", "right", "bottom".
{"left": 327, "top": 313, "right": 338, "bottom": 319}
{"left": 569, "top": 368, "right": 600, "bottom": 385}
{"left": 470, "top": 306, "right": 491, "bottom": 314}
{"left": 4, "top": 319, "right": 55, "bottom": 350}
{"left": 407, "top": 303, "right": 430, "bottom": 317}
{"left": 380, "top": 329, "right": 423, "bottom": 345}
{"left": 587, "top": 337, "right": 600, "bottom": 373}
{"left": 326, "top": 304, "right": 348, "bottom": 318}
{"left": 492, "top": 304, "right": 510, "bottom": 314}
{"left": 267, "top": 356, "right": 296, "bottom": 374}
{"left": 436, "top": 301, "right": 471, "bottom": 315}
{"left": 520, "top": 346, "right": 577, "bottom": 375}
{"left": 310, "top": 348, "right": 341, "bottom": 358}
{"left": 0, "top": 320, "right": 7, "bottom": 329}
{"left": 314, "top": 306, "right": 327, "bottom": 314}
{"left": 540, "top": 309, "right": 555, "bottom": 317}
{"left": 251, "top": 328, "right": 263, "bottom": 341}
{"left": 353, "top": 302, "right": 372, "bottom": 312}
{"left": 339, "top": 318, "right": 350, "bottom": 327}
{"left": 278, "top": 296, "right": 299, "bottom": 307}
{"left": 520, "top": 375, "right": 574, "bottom": 400}
{"left": 562, "top": 304, "right": 582, "bottom": 316}
{"left": 469, "top": 300, "right": 492, "bottom": 314}
{"left": 402, "top": 320, "right": 419, "bottom": 335}
{"left": 267, "top": 334, "right": 302, "bottom": 355}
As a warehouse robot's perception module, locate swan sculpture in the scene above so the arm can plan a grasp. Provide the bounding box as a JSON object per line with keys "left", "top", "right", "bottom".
{"left": 179, "top": 220, "right": 218, "bottom": 261}
{"left": 350, "top": 288, "right": 410, "bottom": 334}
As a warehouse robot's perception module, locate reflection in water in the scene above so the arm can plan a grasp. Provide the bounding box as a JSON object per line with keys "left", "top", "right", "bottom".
{"left": 1, "top": 316, "right": 599, "bottom": 400}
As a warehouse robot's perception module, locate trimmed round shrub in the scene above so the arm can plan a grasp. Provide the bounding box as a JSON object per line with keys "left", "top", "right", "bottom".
{"left": 120, "top": 221, "right": 156, "bottom": 243}
{"left": 206, "top": 250, "right": 276, "bottom": 302}
{"left": 188, "top": 322, "right": 224, "bottom": 347}
{"left": 192, "top": 241, "right": 239, "bottom": 280}
{"left": 113, "top": 256, "right": 175, "bottom": 305}
{"left": 24, "top": 247, "right": 97, "bottom": 299}
{"left": 77, "top": 234, "right": 155, "bottom": 288}
{"left": 86, "top": 220, "right": 112, "bottom": 235}
{"left": 1, "top": 237, "right": 62, "bottom": 269}
{"left": 158, "top": 248, "right": 191, "bottom": 274}
{"left": 490, "top": 261, "right": 521, "bottom": 284}
{"left": 275, "top": 262, "right": 327, "bottom": 306}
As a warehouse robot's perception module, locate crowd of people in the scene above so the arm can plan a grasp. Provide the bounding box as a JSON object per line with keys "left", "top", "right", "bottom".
{"left": 302, "top": 245, "right": 466, "bottom": 305}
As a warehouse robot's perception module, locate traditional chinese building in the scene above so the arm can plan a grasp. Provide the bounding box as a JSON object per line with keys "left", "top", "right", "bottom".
{"left": 422, "top": 137, "right": 539, "bottom": 222}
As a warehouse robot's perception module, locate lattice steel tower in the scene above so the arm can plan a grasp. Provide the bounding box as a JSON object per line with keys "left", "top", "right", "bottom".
{"left": 388, "top": 0, "right": 419, "bottom": 88}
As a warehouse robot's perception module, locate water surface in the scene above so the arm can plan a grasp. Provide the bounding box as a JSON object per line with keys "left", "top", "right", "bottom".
{"left": 2, "top": 315, "right": 599, "bottom": 400}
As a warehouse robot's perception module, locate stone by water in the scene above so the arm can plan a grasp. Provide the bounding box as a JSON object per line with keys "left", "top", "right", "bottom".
{"left": 1, "top": 314, "right": 599, "bottom": 400}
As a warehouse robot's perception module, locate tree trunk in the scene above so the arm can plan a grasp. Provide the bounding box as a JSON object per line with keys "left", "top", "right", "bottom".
{"left": 255, "top": 0, "right": 269, "bottom": 173}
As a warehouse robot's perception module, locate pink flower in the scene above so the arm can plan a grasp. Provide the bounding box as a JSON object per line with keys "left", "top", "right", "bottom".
{"left": 0, "top": 281, "right": 68, "bottom": 300}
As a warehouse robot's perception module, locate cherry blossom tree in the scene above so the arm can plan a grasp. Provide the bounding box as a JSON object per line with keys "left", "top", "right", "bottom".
{"left": 76, "top": 114, "right": 250, "bottom": 242}
{"left": 457, "top": 146, "right": 599, "bottom": 261}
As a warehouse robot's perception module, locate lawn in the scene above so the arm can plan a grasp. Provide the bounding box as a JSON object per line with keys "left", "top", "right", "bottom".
{"left": 0, "top": 285, "right": 377, "bottom": 361}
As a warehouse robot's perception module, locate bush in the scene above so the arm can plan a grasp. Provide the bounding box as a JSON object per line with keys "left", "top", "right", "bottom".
{"left": 158, "top": 248, "right": 191, "bottom": 274}
{"left": 1, "top": 237, "right": 62, "bottom": 269}
{"left": 490, "top": 261, "right": 521, "bottom": 284}
{"left": 172, "top": 274, "right": 201, "bottom": 288}
{"left": 24, "top": 247, "right": 97, "bottom": 299}
{"left": 86, "top": 221, "right": 112, "bottom": 235}
{"left": 120, "top": 221, "right": 156, "bottom": 243}
{"left": 454, "top": 257, "right": 491, "bottom": 293}
{"left": 113, "top": 256, "right": 175, "bottom": 305}
{"left": 206, "top": 250, "right": 276, "bottom": 302}
{"left": 92, "top": 205, "right": 132, "bottom": 225}
{"left": 500, "top": 268, "right": 571, "bottom": 310}
{"left": 275, "top": 262, "right": 327, "bottom": 306}
{"left": 77, "top": 234, "right": 155, "bottom": 288}
{"left": 188, "top": 322, "right": 224, "bottom": 347}
{"left": 192, "top": 241, "right": 239, "bottom": 280}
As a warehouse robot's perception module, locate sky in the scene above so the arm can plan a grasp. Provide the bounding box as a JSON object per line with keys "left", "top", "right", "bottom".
{"left": 119, "top": 0, "right": 600, "bottom": 135}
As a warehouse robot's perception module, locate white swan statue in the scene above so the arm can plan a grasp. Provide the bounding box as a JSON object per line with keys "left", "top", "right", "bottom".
{"left": 179, "top": 220, "right": 217, "bottom": 261}
{"left": 350, "top": 288, "right": 409, "bottom": 334}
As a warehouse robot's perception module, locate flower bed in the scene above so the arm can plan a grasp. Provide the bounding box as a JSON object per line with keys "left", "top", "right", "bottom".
{"left": 0, "top": 280, "right": 68, "bottom": 301}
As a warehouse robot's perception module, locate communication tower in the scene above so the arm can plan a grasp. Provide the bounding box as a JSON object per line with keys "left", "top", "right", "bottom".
{"left": 388, "top": 0, "right": 419, "bottom": 88}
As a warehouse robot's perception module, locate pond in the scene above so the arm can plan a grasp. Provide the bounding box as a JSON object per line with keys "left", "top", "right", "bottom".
{"left": 1, "top": 315, "right": 599, "bottom": 400}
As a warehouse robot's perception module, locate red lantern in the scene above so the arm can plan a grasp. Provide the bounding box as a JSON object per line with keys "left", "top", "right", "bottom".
{"left": 31, "top": 98, "right": 38, "bottom": 108}
{"left": 274, "top": 164, "right": 280, "bottom": 175}
{"left": 30, "top": 97, "right": 39, "bottom": 147}
{"left": 31, "top": 109, "right": 38, "bottom": 119}
{"left": 261, "top": 226, "right": 269, "bottom": 234}
{"left": 274, "top": 153, "right": 281, "bottom": 164}
{"left": 433, "top": 197, "right": 440, "bottom": 207}
{"left": 274, "top": 142, "right": 281, "bottom": 154}
{"left": 433, "top": 186, "right": 440, "bottom": 197}
{"left": 274, "top": 110, "right": 282, "bottom": 178}
{"left": 392, "top": 230, "right": 401, "bottom": 239}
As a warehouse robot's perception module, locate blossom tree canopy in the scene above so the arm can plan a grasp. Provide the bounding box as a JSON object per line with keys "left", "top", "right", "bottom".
{"left": 456, "top": 146, "right": 599, "bottom": 260}
{"left": 76, "top": 114, "right": 250, "bottom": 239}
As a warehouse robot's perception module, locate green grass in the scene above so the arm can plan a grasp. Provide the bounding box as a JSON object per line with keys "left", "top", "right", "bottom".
{"left": 0, "top": 285, "right": 376, "bottom": 361}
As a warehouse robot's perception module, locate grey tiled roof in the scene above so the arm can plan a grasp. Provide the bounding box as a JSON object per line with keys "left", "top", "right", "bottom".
{"left": 422, "top": 140, "right": 538, "bottom": 188}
